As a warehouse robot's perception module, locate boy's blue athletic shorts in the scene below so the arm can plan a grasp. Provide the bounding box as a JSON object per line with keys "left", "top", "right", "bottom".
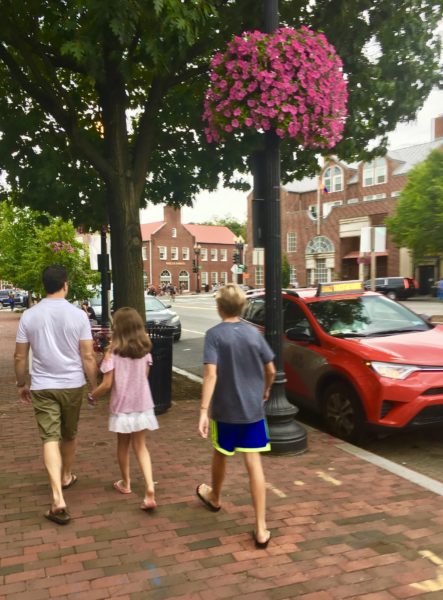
{"left": 210, "top": 419, "right": 271, "bottom": 456}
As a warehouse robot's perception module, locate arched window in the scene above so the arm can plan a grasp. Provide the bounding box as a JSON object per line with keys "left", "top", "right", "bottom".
{"left": 306, "top": 236, "right": 334, "bottom": 255}
{"left": 323, "top": 166, "right": 343, "bottom": 192}
{"left": 363, "top": 158, "right": 387, "bottom": 186}
{"left": 160, "top": 270, "right": 171, "bottom": 284}
{"left": 178, "top": 270, "right": 189, "bottom": 291}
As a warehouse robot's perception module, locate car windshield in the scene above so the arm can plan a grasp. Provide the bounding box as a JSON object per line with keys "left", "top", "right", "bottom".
{"left": 307, "top": 295, "right": 429, "bottom": 337}
{"left": 88, "top": 296, "right": 101, "bottom": 307}
{"left": 145, "top": 297, "right": 167, "bottom": 312}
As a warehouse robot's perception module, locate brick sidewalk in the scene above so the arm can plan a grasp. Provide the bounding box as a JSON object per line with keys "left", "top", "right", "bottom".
{"left": 1, "top": 310, "right": 443, "bottom": 599}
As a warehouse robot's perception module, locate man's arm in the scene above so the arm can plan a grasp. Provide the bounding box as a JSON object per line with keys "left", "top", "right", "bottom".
{"left": 263, "top": 361, "right": 276, "bottom": 401}
{"left": 198, "top": 363, "right": 217, "bottom": 438}
{"left": 79, "top": 339, "right": 98, "bottom": 391}
{"left": 14, "top": 342, "right": 32, "bottom": 404}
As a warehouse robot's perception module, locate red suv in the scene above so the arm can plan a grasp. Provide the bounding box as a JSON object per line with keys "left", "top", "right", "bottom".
{"left": 242, "top": 281, "right": 443, "bottom": 442}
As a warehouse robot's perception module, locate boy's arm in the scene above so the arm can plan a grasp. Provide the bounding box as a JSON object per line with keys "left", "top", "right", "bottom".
{"left": 263, "top": 361, "right": 276, "bottom": 401}
{"left": 198, "top": 363, "right": 217, "bottom": 438}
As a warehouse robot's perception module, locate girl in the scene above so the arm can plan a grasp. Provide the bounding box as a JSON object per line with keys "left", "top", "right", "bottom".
{"left": 89, "top": 307, "right": 158, "bottom": 510}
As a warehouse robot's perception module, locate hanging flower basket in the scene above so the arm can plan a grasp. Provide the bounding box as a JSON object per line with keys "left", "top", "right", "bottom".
{"left": 203, "top": 26, "right": 348, "bottom": 148}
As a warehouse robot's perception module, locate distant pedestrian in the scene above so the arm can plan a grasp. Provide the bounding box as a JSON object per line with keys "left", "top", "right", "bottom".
{"left": 14, "top": 265, "right": 98, "bottom": 525}
{"left": 8, "top": 292, "right": 14, "bottom": 311}
{"left": 197, "top": 284, "right": 276, "bottom": 548}
{"left": 437, "top": 278, "right": 443, "bottom": 301}
{"left": 89, "top": 307, "right": 158, "bottom": 511}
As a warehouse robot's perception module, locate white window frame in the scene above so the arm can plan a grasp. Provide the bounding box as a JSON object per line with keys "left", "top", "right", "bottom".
{"left": 255, "top": 265, "right": 264, "bottom": 286}
{"left": 142, "top": 244, "right": 147, "bottom": 260}
{"left": 289, "top": 265, "right": 297, "bottom": 286}
{"left": 211, "top": 272, "right": 218, "bottom": 285}
{"left": 287, "top": 232, "right": 297, "bottom": 252}
{"left": 201, "top": 248, "right": 208, "bottom": 261}
{"left": 363, "top": 158, "right": 387, "bottom": 187}
{"left": 182, "top": 247, "right": 189, "bottom": 260}
{"left": 220, "top": 272, "right": 228, "bottom": 285}
{"left": 171, "top": 228, "right": 177, "bottom": 238}
{"left": 210, "top": 249, "right": 218, "bottom": 261}
{"left": 159, "top": 246, "right": 167, "bottom": 260}
{"left": 171, "top": 247, "right": 178, "bottom": 260}
{"left": 220, "top": 249, "right": 227, "bottom": 262}
{"left": 323, "top": 166, "right": 343, "bottom": 192}
{"left": 201, "top": 271, "right": 208, "bottom": 285}
{"left": 347, "top": 198, "right": 359, "bottom": 204}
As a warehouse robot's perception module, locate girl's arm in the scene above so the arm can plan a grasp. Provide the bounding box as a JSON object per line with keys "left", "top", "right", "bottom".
{"left": 90, "top": 370, "right": 114, "bottom": 400}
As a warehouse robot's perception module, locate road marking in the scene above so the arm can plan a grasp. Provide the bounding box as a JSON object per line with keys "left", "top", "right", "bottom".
{"left": 411, "top": 550, "right": 443, "bottom": 592}
{"left": 266, "top": 482, "right": 287, "bottom": 498}
{"left": 316, "top": 471, "right": 342, "bottom": 486}
{"left": 172, "top": 366, "right": 202, "bottom": 384}
{"left": 181, "top": 328, "right": 206, "bottom": 336}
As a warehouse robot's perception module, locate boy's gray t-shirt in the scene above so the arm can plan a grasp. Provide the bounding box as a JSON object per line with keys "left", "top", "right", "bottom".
{"left": 203, "top": 320, "right": 274, "bottom": 424}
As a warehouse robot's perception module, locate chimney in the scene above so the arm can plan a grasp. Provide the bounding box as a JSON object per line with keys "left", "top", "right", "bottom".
{"left": 432, "top": 115, "right": 443, "bottom": 140}
{"left": 163, "top": 205, "right": 181, "bottom": 226}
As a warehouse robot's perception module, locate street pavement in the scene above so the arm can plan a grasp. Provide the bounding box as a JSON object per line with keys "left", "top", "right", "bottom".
{"left": 2, "top": 310, "right": 443, "bottom": 599}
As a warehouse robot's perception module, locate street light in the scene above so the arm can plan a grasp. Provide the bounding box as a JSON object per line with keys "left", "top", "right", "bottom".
{"left": 235, "top": 242, "right": 244, "bottom": 284}
{"left": 194, "top": 244, "right": 201, "bottom": 293}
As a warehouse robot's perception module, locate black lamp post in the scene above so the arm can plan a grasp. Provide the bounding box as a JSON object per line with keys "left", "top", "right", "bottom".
{"left": 98, "top": 224, "right": 110, "bottom": 327}
{"left": 261, "top": 0, "right": 307, "bottom": 454}
{"left": 194, "top": 244, "right": 201, "bottom": 293}
{"left": 235, "top": 242, "right": 244, "bottom": 284}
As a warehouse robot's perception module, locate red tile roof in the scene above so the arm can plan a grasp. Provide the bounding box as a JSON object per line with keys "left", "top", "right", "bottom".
{"left": 140, "top": 222, "right": 165, "bottom": 240}
{"left": 183, "top": 224, "right": 237, "bottom": 244}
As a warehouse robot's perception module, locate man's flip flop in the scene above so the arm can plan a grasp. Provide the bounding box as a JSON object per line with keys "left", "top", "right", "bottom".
{"left": 196, "top": 484, "right": 221, "bottom": 512}
{"left": 62, "top": 474, "right": 78, "bottom": 490}
{"left": 252, "top": 530, "right": 271, "bottom": 549}
{"left": 44, "top": 508, "right": 71, "bottom": 525}
{"left": 113, "top": 480, "right": 132, "bottom": 494}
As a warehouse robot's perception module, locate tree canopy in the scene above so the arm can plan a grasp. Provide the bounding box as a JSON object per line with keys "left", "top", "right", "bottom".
{"left": 0, "top": 201, "right": 98, "bottom": 298}
{"left": 386, "top": 149, "right": 443, "bottom": 259}
{"left": 200, "top": 215, "right": 247, "bottom": 240}
{"left": 0, "top": 0, "right": 441, "bottom": 314}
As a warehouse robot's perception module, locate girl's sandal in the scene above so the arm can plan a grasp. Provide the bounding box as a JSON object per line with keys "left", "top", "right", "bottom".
{"left": 113, "top": 480, "right": 132, "bottom": 494}
{"left": 140, "top": 499, "right": 157, "bottom": 511}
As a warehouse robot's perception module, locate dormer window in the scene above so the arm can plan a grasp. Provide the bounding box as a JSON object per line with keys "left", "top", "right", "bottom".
{"left": 323, "top": 166, "right": 343, "bottom": 192}
{"left": 171, "top": 228, "right": 177, "bottom": 238}
{"left": 363, "top": 158, "right": 387, "bottom": 186}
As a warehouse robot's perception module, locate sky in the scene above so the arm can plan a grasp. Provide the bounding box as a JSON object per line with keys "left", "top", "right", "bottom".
{"left": 140, "top": 87, "right": 443, "bottom": 225}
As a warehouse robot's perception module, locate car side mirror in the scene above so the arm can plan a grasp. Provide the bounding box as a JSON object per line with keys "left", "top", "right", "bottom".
{"left": 286, "top": 327, "right": 314, "bottom": 343}
{"left": 164, "top": 303, "right": 172, "bottom": 309}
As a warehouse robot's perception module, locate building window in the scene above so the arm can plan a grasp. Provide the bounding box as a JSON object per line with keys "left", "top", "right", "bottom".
{"left": 308, "top": 205, "right": 318, "bottom": 220}
{"left": 178, "top": 270, "right": 189, "bottom": 291}
{"left": 391, "top": 191, "right": 400, "bottom": 198}
{"left": 220, "top": 249, "right": 227, "bottom": 261}
{"left": 201, "top": 248, "right": 208, "bottom": 261}
{"left": 323, "top": 166, "right": 343, "bottom": 192}
{"left": 142, "top": 244, "right": 147, "bottom": 260}
{"left": 363, "top": 158, "right": 387, "bottom": 187}
{"left": 171, "top": 228, "right": 177, "bottom": 238}
{"left": 290, "top": 266, "right": 298, "bottom": 287}
{"left": 171, "top": 247, "right": 178, "bottom": 260}
{"left": 211, "top": 272, "right": 218, "bottom": 285}
{"left": 160, "top": 269, "right": 171, "bottom": 284}
{"left": 210, "top": 249, "right": 218, "bottom": 261}
{"left": 220, "top": 272, "right": 228, "bottom": 285}
{"left": 308, "top": 260, "right": 330, "bottom": 285}
{"left": 182, "top": 247, "right": 189, "bottom": 260}
{"left": 159, "top": 246, "right": 167, "bottom": 260}
{"left": 201, "top": 271, "right": 208, "bottom": 285}
{"left": 255, "top": 266, "right": 264, "bottom": 286}
{"left": 347, "top": 198, "right": 359, "bottom": 204}
{"left": 363, "top": 193, "right": 386, "bottom": 202}
{"left": 306, "top": 236, "right": 334, "bottom": 254}
{"left": 287, "top": 232, "right": 297, "bottom": 252}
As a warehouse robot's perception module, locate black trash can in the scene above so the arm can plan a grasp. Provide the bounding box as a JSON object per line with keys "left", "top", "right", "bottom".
{"left": 146, "top": 324, "right": 174, "bottom": 415}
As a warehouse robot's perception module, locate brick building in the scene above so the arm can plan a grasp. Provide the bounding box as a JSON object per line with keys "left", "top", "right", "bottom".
{"left": 246, "top": 115, "right": 443, "bottom": 294}
{"left": 141, "top": 206, "right": 238, "bottom": 293}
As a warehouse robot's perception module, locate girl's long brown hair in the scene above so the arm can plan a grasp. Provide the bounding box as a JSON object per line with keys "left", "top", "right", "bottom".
{"left": 111, "top": 307, "right": 152, "bottom": 358}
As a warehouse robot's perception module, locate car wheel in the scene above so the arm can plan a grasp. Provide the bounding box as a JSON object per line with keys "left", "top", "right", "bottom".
{"left": 387, "top": 291, "right": 397, "bottom": 300}
{"left": 322, "top": 381, "right": 365, "bottom": 443}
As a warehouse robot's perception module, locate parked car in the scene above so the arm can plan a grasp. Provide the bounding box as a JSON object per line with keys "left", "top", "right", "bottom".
{"left": 242, "top": 280, "right": 443, "bottom": 442}
{"left": 364, "top": 277, "right": 418, "bottom": 300}
{"left": 0, "top": 290, "right": 27, "bottom": 308}
{"left": 145, "top": 296, "right": 181, "bottom": 342}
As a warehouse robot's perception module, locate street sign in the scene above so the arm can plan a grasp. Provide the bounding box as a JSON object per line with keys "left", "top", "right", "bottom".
{"left": 231, "top": 265, "right": 238, "bottom": 274}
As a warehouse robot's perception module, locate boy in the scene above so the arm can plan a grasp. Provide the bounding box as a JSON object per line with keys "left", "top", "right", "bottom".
{"left": 197, "top": 284, "right": 276, "bottom": 548}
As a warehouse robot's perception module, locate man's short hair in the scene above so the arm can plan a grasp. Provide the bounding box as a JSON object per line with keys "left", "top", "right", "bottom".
{"left": 215, "top": 284, "right": 246, "bottom": 317}
{"left": 42, "top": 265, "right": 68, "bottom": 294}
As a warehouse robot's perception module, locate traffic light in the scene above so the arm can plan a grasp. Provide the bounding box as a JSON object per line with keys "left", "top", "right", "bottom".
{"left": 192, "top": 259, "right": 196, "bottom": 268}
{"left": 232, "top": 252, "right": 240, "bottom": 264}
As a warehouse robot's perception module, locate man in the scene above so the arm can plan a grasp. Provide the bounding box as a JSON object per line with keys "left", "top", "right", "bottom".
{"left": 81, "top": 300, "right": 97, "bottom": 322}
{"left": 14, "top": 264, "right": 97, "bottom": 525}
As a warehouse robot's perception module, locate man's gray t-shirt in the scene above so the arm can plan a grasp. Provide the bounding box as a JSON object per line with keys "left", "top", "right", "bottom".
{"left": 203, "top": 320, "right": 274, "bottom": 424}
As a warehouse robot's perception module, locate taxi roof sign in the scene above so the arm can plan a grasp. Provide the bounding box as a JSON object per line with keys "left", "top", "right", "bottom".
{"left": 316, "top": 280, "right": 364, "bottom": 297}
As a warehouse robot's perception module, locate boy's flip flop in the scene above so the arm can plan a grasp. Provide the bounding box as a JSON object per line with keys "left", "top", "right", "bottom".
{"left": 44, "top": 508, "right": 71, "bottom": 525}
{"left": 113, "top": 480, "right": 132, "bottom": 494}
{"left": 62, "top": 474, "right": 78, "bottom": 490}
{"left": 196, "top": 484, "right": 221, "bottom": 512}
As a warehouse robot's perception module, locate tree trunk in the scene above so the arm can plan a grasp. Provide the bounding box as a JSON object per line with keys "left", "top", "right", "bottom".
{"left": 107, "top": 177, "right": 145, "bottom": 322}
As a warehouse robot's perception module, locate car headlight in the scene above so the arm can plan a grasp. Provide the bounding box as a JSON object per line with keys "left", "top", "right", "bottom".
{"left": 168, "top": 315, "right": 180, "bottom": 324}
{"left": 368, "top": 361, "right": 419, "bottom": 380}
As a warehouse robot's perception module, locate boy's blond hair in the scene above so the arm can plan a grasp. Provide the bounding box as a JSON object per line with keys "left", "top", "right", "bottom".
{"left": 215, "top": 284, "right": 246, "bottom": 317}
